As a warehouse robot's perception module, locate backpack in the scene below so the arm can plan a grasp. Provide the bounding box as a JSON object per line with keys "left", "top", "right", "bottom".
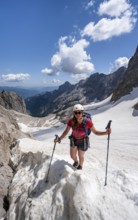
{"left": 82, "top": 112, "right": 92, "bottom": 136}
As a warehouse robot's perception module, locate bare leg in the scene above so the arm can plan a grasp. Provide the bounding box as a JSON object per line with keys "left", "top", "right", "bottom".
{"left": 78, "top": 150, "right": 85, "bottom": 167}
{"left": 70, "top": 146, "right": 78, "bottom": 162}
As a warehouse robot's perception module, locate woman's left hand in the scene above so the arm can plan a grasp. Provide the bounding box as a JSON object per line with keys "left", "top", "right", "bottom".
{"left": 106, "top": 128, "right": 111, "bottom": 134}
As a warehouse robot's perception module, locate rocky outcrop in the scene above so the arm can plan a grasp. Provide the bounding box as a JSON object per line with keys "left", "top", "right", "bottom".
{"left": 133, "top": 102, "right": 138, "bottom": 110}
{"left": 25, "top": 67, "right": 126, "bottom": 117}
{"left": 6, "top": 150, "right": 94, "bottom": 220}
{"left": 0, "top": 106, "right": 29, "bottom": 218}
{"left": 0, "top": 90, "right": 26, "bottom": 113}
{"left": 111, "top": 46, "right": 138, "bottom": 101}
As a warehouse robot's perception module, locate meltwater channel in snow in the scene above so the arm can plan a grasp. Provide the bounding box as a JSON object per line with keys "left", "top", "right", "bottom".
{"left": 6, "top": 88, "right": 138, "bottom": 220}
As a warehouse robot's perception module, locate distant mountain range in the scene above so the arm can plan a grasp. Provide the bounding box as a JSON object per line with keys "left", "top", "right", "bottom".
{"left": 25, "top": 67, "right": 126, "bottom": 117}
{"left": 0, "top": 86, "right": 58, "bottom": 99}
{"left": 1, "top": 47, "right": 137, "bottom": 119}
{"left": 25, "top": 46, "right": 138, "bottom": 118}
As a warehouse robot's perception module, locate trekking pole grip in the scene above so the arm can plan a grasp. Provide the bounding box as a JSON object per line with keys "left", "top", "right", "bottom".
{"left": 105, "top": 120, "right": 112, "bottom": 129}
{"left": 55, "top": 134, "right": 58, "bottom": 140}
{"left": 55, "top": 134, "right": 61, "bottom": 143}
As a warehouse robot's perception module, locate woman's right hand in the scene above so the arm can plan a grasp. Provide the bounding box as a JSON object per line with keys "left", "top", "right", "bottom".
{"left": 54, "top": 138, "right": 58, "bottom": 143}
{"left": 54, "top": 136, "right": 61, "bottom": 143}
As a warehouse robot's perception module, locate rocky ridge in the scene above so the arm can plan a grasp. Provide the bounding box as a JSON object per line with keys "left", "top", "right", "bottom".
{"left": 0, "top": 106, "right": 29, "bottom": 218}
{"left": 111, "top": 46, "right": 138, "bottom": 101}
{"left": 0, "top": 90, "right": 26, "bottom": 113}
{"left": 0, "top": 92, "right": 28, "bottom": 217}
{"left": 25, "top": 67, "right": 126, "bottom": 117}
{"left": 0, "top": 90, "right": 61, "bottom": 218}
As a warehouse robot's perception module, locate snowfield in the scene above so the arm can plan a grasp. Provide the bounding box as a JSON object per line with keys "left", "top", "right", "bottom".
{"left": 6, "top": 88, "right": 138, "bottom": 220}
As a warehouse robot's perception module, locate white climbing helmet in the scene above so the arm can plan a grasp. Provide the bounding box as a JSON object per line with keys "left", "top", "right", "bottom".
{"left": 73, "top": 104, "right": 84, "bottom": 112}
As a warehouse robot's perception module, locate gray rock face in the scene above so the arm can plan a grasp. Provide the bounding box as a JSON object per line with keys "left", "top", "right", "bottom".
{"left": 0, "top": 102, "right": 61, "bottom": 218}
{"left": 0, "top": 106, "right": 29, "bottom": 218}
{"left": 111, "top": 46, "right": 138, "bottom": 101}
{"left": 80, "top": 67, "right": 126, "bottom": 102}
{"left": 0, "top": 106, "right": 18, "bottom": 217}
{"left": 25, "top": 68, "right": 126, "bottom": 117}
{"left": 133, "top": 102, "right": 138, "bottom": 110}
{"left": 0, "top": 90, "right": 26, "bottom": 113}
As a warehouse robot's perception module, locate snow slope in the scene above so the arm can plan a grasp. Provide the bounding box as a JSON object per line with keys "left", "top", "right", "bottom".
{"left": 6, "top": 88, "right": 138, "bottom": 220}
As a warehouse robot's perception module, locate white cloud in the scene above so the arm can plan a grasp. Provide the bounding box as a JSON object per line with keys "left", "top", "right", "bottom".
{"left": 75, "top": 61, "right": 93, "bottom": 74}
{"left": 110, "top": 56, "right": 129, "bottom": 72}
{"left": 51, "top": 79, "right": 62, "bottom": 84}
{"left": 42, "top": 78, "right": 62, "bottom": 85}
{"left": 71, "top": 73, "right": 88, "bottom": 81}
{"left": 85, "top": 0, "right": 95, "bottom": 10}
{"left": 81, "top": 0, "right": 137, "bottom": 41}
{"left": 82, "top": 15, "right": 136, "bottom": 41}
{"left": 41, "top": 68, "right": 55, "bottom": 75}
{"left": 41, "top": 36, "right": 95, "bottom": 76}
{"left": 98, "top": 0, "right": 131, "bottom": 17}
{"left": 1, "top": 73, "right": 30, "bottom": 82}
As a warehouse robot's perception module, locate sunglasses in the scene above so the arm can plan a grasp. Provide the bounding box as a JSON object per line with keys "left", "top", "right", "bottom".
{"left": 74, "top": 111, "right": 82, "bottom": 115}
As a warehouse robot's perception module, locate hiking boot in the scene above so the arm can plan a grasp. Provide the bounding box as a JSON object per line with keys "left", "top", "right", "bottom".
{"left": 77, "top": 165, "right": 82, "bottom": 170}
{"left": 73, "top": 161, "right": 79, "bottom": 168}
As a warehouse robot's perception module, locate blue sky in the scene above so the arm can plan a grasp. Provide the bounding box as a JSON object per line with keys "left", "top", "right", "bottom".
{"left": 0, "top": 0, "right": 138, "bottom": 88}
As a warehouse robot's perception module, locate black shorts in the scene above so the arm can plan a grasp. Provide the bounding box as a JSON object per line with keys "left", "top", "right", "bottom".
{"left": 69, "top": 136, "right": 90, "bottom": 151}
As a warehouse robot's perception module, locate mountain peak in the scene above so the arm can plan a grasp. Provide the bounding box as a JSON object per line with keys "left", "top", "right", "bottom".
{"left": 59, "top": 81, "right": 72, "bottom": 87}
{"left": 58, "top": 81, "right": 74, "bottom": 92}
{"left": 111, "top": 46, "right": 138, "bottom": 101}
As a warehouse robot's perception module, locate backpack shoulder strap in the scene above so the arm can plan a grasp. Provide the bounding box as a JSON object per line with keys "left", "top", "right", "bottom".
{"left": 82, "top": 117, "right": 88, "bottom": 136}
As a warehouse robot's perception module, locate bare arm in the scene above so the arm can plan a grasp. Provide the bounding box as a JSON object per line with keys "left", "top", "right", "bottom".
{"left": 54, "top": 126, "right": 71, "bottom": 142}
{"left": 91, "top": 126, "right": 111, "bottom": 135}
{"left": 59, "top": 126, "right": 71, "bottom": 140}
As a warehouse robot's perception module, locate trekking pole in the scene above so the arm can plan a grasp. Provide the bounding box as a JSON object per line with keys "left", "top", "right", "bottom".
{"left": 45, "top": 135, "right": 58, "bottom": 183}
{"left": 104, "top": 120, "right": 112, "bottom": 186}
